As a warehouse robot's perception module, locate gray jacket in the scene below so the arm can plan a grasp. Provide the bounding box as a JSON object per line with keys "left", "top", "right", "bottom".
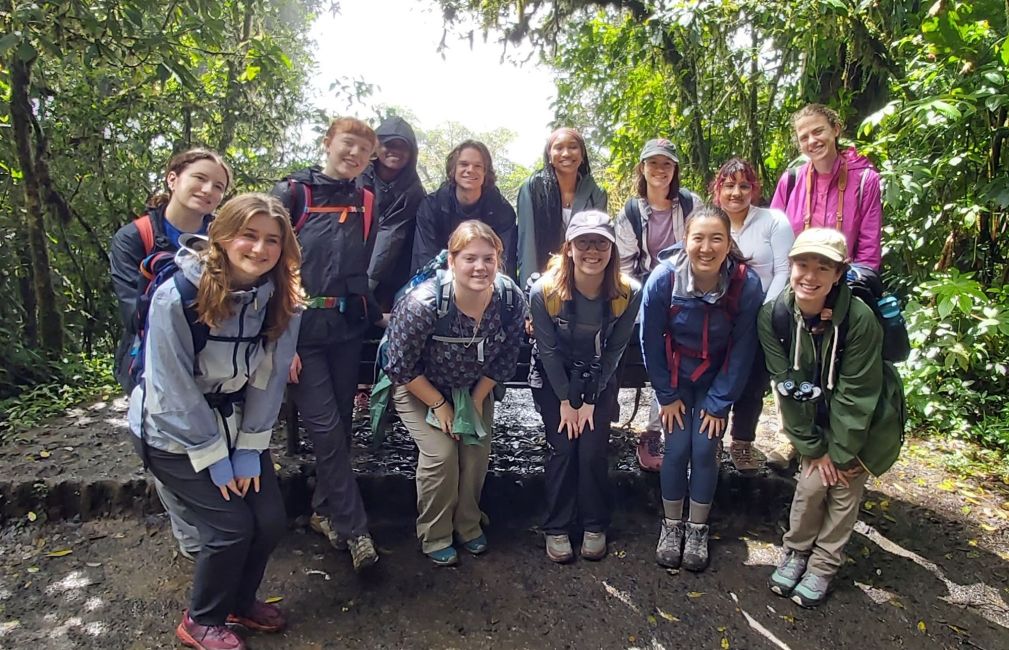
{"left": 128, "top": 242, "right": 299, "bottom": 472}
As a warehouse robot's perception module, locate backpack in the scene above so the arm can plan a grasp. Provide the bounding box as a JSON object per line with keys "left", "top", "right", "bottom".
{"left": 539, "top": 275, "right": 634, "bottom": 359}
{"left": 663, "top": 260, "right": 749, "bottom": 389}
{"left": 771, "top": 265, "right": 910, "bottom": 364}
{"left": 134, "top": 214, "right": 157, "bottom": 256}
{"left": 128, "top": 252, "right": 209, "bottom": 385}
{"left": 623, "top": 190, "right": 694, "bottom": 274}
{"left": 287, "top": 179, "right": 375, "bottom": 239}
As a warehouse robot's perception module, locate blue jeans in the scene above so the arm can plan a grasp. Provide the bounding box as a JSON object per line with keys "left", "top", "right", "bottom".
{"left": 659, "top": 385, "right": 720, "bottom": 505}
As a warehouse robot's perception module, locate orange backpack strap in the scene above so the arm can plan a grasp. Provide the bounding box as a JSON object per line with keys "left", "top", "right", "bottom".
{"left": 362, "top": 188, "right": 374, "bottom": 241}
{"left": 134, "top": 214, "right": 155, "bottom": 255}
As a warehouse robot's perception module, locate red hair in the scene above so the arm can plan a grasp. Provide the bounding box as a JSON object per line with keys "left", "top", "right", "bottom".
{"left": 709, "top": 157, "right": 762, "bottom": 207}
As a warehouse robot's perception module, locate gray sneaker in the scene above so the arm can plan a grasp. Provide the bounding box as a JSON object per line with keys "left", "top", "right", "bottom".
{"left": 347, "top": 534, "right": 379, "bottom": 572}
{"left": 581, "top": 531, "right": 607, "bottom": 561}
{"left": 791, "top": 571, "right": 831, "bottom": 608}
{"left": 768, "top": 550, "right": 810, "bottom": 596}
{"left": 545, "top": 534, "right": 574, "bottom": 563}
{"left": 681, "top": 522, "right": 710, "bottom": 572}
{"left": 309, "top": 512, "right": 348, "bottom": 551}
{"left": 656, "top": 518, "right": 684, "bottom": 568}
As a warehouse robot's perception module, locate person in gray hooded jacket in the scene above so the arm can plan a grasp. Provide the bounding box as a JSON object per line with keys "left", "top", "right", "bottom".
{"left": 129, "top": 193, "right": 302, "bottom": 650}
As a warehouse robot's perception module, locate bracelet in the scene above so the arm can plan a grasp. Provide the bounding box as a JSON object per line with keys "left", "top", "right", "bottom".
{"left": 430, "top": 398, "right": 446, "bottom": 410}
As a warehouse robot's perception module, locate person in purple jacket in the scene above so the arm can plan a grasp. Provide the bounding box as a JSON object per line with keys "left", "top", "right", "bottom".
{"left": 769, "top": 103, "right": 883, "bottom": 270}
{"left": 767, "top": 103, "right": 884, "bottom": 471}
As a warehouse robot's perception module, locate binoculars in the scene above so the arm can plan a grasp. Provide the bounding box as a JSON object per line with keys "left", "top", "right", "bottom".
{"left": 775, "top": 378, "right": 823, "bottom": 402}
{"left": 568, "top": 360, "right": 602, "bottom": 409}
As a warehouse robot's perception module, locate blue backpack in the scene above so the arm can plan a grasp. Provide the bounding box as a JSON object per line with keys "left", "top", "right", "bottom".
{"left": 128, "top": 252, "right": 208, "bottom": 384}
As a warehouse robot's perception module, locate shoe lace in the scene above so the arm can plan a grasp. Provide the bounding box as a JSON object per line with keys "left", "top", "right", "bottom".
{"left": 737, "top": 444, "right": 753, "bottom": 463}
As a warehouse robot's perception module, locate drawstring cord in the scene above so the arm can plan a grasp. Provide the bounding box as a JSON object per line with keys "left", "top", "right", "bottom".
{"left": 827, "top": 321, "right": 840, "bottom": 390}
{"left": 792, "top": 316, "right": 802, "bottom": 371}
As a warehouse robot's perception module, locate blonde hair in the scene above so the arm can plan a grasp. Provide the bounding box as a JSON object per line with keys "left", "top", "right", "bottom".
{"left": 196, "top": 193, "right": 303, "bottom": 340}
{"left": 447, "top": 220, "right": 504, "bottom": 271}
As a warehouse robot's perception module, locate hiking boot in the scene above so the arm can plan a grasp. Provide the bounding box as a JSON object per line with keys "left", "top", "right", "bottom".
{"left": 545, "top": 534, "right": 574, "bottom": 563}
{"left": 768, "top": 550, "right": 810, "bottom": 596}
{"left": 309, "top": 513, "right": 347, "bottom": 551}
{"left": 426, "top": 545, "right": 459, "bottom": 567}
{"left": 655, "top": 518, "right": 684, "bottom": 568}
{"left": 461, "top": 533, "right": 488, "bottom": 555}
{"left": 636, "top": 430, "right": 663, "bottom": 472}
{"left": 791, "top": 571, "right": 832, "bottom": 608}
{"left": 730, "top": 440, "right": 759, "bottom": 473}
{"left": 681, "top": 522, "right": 710, "bottom": 572}
{"left": 226, "top": 600, "right": 286, "bottom": 633}
{"left": 176, "top": 611, "right": 245, "bottom": 650}
{"left": 348, "top": 534, "right": 379, "bottom": 572}
{"left": 766, "top": 441, "right": 798, "bottom": 472}
{"left": 581, "top": 531, "right": 607, "bottom": 561}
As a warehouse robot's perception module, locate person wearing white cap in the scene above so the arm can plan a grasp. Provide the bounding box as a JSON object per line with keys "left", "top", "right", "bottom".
{"left": 528, "top": 210, "right": 642, "bottom": 563}
{"left": 758, "top": 228, "right": 902, "bottom": 607}
{"left": 613, "top": 138, "right": 703, "bottom": 474}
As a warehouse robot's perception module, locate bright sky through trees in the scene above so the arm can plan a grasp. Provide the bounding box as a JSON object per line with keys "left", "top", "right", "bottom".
{"left": 308, "top": 0, "right": 556, "bottom": 160}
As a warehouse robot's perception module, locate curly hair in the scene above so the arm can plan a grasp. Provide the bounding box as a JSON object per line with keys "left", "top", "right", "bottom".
{"left": 195, "top": 193, "right": 303, "bottom": 341}
{"left": 445, "top": 140, "right": 497, "bottom": 189}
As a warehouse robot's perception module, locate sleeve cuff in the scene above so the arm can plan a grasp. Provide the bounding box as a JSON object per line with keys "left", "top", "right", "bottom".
{"left": 187, "top": 435, "right": 230, "bottom": 473}
{"left": 236, "top": 428, "right": 272, "bottom": 451}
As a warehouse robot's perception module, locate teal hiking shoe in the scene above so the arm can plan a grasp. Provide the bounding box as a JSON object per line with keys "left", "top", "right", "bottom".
{"left": 461, "top": 534, "right": 488, "bottom": 555}
{"left": 791, "top": 571, "right": 832, "bottom": 608}
{"left": 768, "top": 550, "right": 810, "bottom": 596}
{"left": 426, "top": 545, "right": 459, "bottom": 567}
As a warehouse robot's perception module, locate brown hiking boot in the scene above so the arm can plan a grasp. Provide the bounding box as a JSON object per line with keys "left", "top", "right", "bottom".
{"left": 766, "top": 441, "right": 798, "bottom": 472}
{"left": 309, "top": 512, "right": 347, "bottom": 551}
{"left": 730, "top": 440, "right": 758, "bottom": 473}
{"left": 348, "top": 534, "right": 379, "bottom": 572}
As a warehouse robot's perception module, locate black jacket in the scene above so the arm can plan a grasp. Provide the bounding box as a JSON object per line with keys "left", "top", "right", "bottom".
{"left": 411, "top": 182, "right": 518, "bottom": 278}
{"left": 109, "top": 206, "right": 178, "bottom": 392}
{"left": 359, "top": 117, "right": 426, "bottom": 310}
{"left": 272, "top": 167, "right": 380, "bottom": 345}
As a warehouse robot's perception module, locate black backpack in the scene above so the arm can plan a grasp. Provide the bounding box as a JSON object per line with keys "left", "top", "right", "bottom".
{"left": 771, "top": 264, "right": 911, "bottom": 365}
{"left": 623, "top": 190, "right": 694, "bottom": 274}
{"left": 128, "top": 252, "right": 208, "bottom": 384}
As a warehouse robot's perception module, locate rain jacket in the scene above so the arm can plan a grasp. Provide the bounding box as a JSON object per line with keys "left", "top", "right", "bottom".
{"left": 127, "top": 241, "right": 300, "bottom": 473}
{"left": 110, "top": 205, "right": 212, "bottom": 392}
{"left": 272, "top": 167, "right": 381, "bottom": 345}
{"left": 639, "top": 245, "right": 763, "bottom": 418}
{"left": 769, "top": 147, "right": 883, "bottom": 269}
{"left": 360, "top": 117, "right": 426, "bottom": 309}
{"left": 516, "top": 160, "right": 607, "bottom": 286}
{"left": 411, "top": 182, "right": 518, "bottom": 278}
{"left": 757, "top": 284, "right": 903, "bottom": 476}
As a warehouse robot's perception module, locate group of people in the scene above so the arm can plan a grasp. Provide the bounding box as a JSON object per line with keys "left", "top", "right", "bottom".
{"left": 112, "top": 103, "right": 901, "bottom": 650}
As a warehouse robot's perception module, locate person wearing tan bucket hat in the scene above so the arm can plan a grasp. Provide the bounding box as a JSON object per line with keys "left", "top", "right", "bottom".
{"left": 758, "top": 227, "right": 903, "bottom": 607}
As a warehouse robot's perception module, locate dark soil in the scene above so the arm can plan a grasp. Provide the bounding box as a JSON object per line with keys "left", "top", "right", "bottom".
{"left": 1, "top": 389, "right": 1008, "bottom": 649}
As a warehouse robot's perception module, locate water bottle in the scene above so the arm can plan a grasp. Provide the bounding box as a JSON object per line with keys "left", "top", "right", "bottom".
{"left": 877, "top": 295, "right": 901, "bottom": 321}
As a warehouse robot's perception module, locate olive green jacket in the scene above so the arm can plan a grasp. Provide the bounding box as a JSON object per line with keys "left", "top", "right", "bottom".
{"left": 757, "top": 284, "right": 904, "bottom": 476}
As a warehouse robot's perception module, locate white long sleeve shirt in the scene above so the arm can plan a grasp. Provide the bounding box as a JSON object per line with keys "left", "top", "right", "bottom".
{"left": 730, "top": 205, "right": 794, "bottom": 303}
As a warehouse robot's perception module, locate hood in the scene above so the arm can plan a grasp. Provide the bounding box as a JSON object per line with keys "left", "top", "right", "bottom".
{"left": 363, "top": 116, "right": 421, "bottom": 186}
{"left": 289, "top": 165, "right": 358, "bottom": 193}
{"left": 840, "top": 146, "right": 875, "bottom": 172}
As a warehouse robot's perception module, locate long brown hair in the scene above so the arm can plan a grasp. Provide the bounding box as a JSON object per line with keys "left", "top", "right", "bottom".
{"left": 195, "top": 193, "right": 303, "bottom": 341}
{"left": 541, "top": 240, "right": 626, "bottom": 303}
{"left": 447, "top": 219, "right": 504, "bottom": 271}
{"left": 445, "top": 140, "right": 497, "bottom": 189}
{"left": 635, "top": 154, "right": 680, "bottom": 201}
{"left": 146, "top": 148, "right": 232, "bottom": 209}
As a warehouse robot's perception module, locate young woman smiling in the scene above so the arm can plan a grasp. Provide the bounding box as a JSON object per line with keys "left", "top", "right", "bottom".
{"left": 640, "top": 206, "right": 763, "bottom": 572}
{"left": 385, "top": 220, "right": 526, "bottom": 566}
{"left": 757, "top": 228, "right": 902, "bottom": 607}
{"left": 128, "top": 193, "right": 302, "bottom": 650}
{"left": 710, "top": 158, "right": 794, "bottom": 472}
{"left": 528, "top": 211, "right": 641, "bottom": 563}
{"left": 516, "top": 128, "right": 607, "bottom": 285}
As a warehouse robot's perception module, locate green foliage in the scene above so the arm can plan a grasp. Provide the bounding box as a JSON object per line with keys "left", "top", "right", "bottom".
{"left": 0, "top": 354, "right": 119, "bottom": 441}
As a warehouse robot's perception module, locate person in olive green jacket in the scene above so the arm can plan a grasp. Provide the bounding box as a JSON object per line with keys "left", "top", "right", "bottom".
{"left": 757, "top": 228, "right": 903, "bottom": 608}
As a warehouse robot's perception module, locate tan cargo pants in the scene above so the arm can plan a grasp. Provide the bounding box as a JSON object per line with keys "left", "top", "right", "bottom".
{"left": 393, "top": 385, "right": 493, "bottom": 554}
{"left": 783, "top": 458, "right": 870, "bottom": 577}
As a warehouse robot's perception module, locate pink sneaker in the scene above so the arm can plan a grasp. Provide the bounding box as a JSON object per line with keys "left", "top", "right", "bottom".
{"left": 227, "top": 599, "right": 287, "bottom": 633}
{"left": 176, "top": 611, "right": 246, "bottom": 650}
{"left": 636, "top": 430, "right": 663, "bottom": 472}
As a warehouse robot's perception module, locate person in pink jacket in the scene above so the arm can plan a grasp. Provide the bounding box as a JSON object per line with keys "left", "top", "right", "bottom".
{"left": 770, "top": 104, "right": 883, "bottom": 270}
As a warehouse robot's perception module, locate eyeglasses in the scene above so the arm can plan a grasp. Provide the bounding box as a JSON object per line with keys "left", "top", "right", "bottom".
{"left": 572, "top": 238, "right": 613, "bottom": 251}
